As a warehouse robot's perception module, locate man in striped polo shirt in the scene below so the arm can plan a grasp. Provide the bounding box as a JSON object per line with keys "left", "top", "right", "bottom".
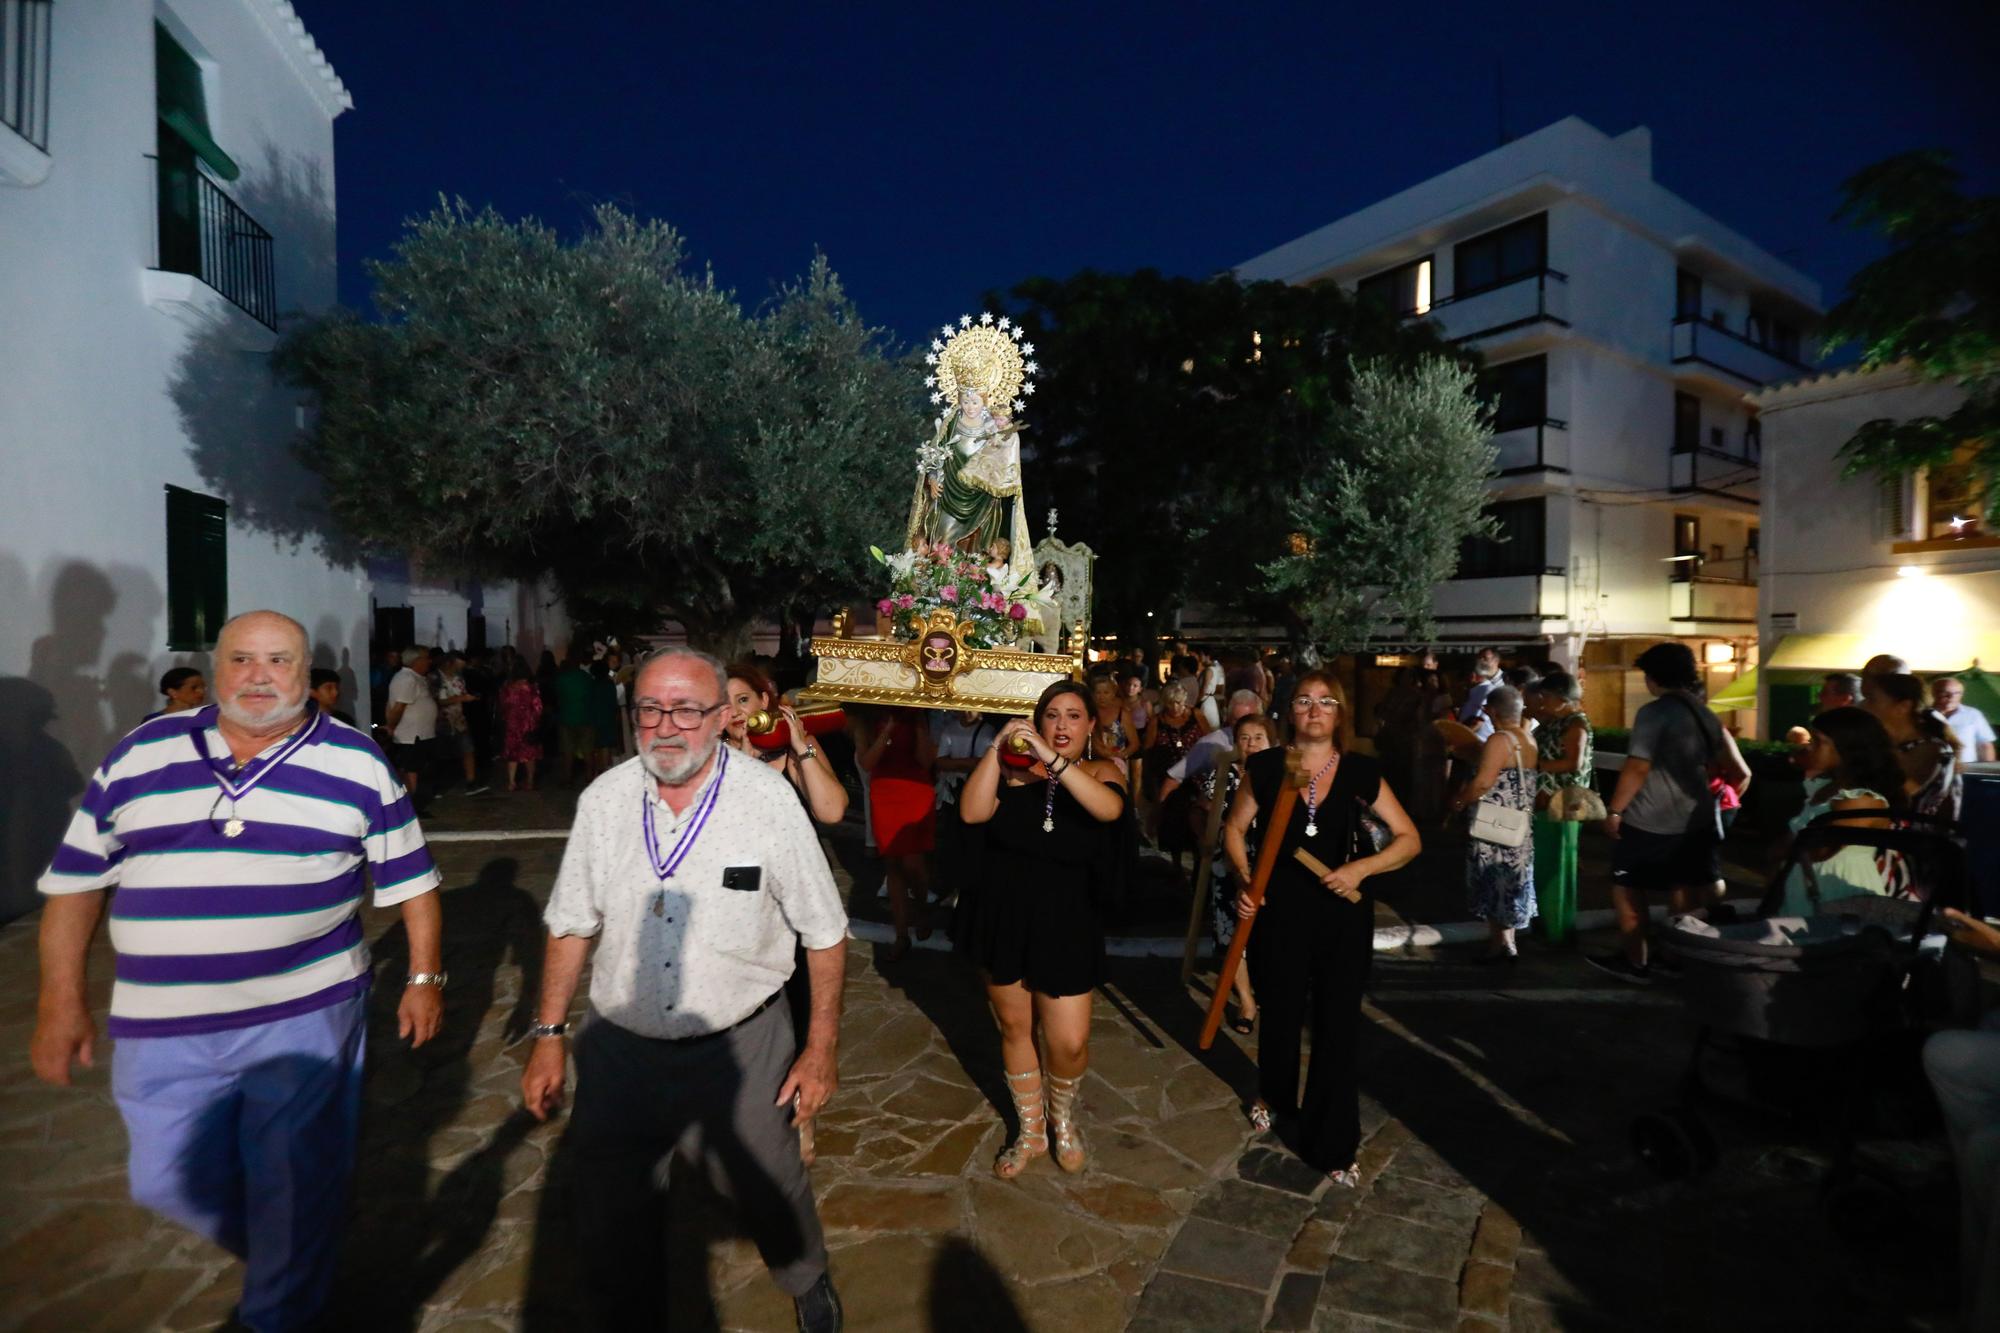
{"left": 31, "top": 610, "right": 444, "bottom": 1333}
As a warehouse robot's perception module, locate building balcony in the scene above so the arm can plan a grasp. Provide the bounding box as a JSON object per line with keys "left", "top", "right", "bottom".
{"left": 1670, "top": 317, "right": 1812, "bottom": 389}
{"left": 1668, "top": 574, "right": 1757, "bottom": 623}
{"left": 0, "top": 0, "right": 52, "bottom": 186}
{"left": 1670, "top": 434, "right": 1760, "bottom": 499}
{"left": 149, "top": 155, "right": 279, "bottom": 330}
{"left": 1492, "top": 418, "right": 1569, "bottom": 475}
{"left": 1433, "top": 568, "right": 1570, "bottom": 623}
{"left": 1426, "top": 269, "right": 1569, "bottom": 344}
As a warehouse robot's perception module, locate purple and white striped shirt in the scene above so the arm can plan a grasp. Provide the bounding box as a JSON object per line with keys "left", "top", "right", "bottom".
{"left": 39, "top": 704, "right": 440, "bottom": 1038}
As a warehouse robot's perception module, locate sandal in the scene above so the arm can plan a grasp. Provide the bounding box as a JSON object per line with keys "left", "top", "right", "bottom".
{"left": 1045, "top": 1071, "right": 1088, "bottom": 1173}
{"left": 994, "top": 1069, "right": 1047, "bottom": 1180}
{"left": 1228, "top": 1009, "right": 1257, "bottom": 1036}
{"left": 1247, "top": 1101, "right": 1273, "bottom": 1133}
{"left": 1328, "top": 1162, "right": 1362, "bottom": 1189}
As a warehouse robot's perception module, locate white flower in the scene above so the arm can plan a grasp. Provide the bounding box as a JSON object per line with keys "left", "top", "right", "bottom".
{"left": 959, "top": 314, "right": 972, "bottom": 328}
{"left": 998, "top": 317, "right": 1012, "bottom": 331}
{"left": 923, "top": 375, "right": 936, "bottom": 387}
{"left": 886, "top": 550, "right": 919, "bottom": 580}
{"left": 923, "top": 352, "right": 937, "bottom": 365}
{"left": 1023, "top": 342, "right": 1035, "bottom": 355}
{"left": 1024, "top": 382, "right": 1036, "bottom": 396}
{"left": 1009, "top": 327, "right": 1023, "bottom": 341}
{"left": 1025, "top": 361, "right": 1039, "bottom": 375}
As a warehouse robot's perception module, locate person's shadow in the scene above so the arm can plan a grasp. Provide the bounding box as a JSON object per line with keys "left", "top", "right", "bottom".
{"left": 333, "top": 856, "right": 544, "bottom": 1329}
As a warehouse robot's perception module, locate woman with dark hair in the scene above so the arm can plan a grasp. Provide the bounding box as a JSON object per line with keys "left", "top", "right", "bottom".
{"left": 855, "top": 707, "right": 937, "bottom": 961}
{"left": 499, "top": 660, "right": 543, "bottom": 791}
{"left": 957, "top": 680, "right": 1127, "bottom": 1178}
{"left": 1776, "top": 706, "right": 1907, "bottom": 915}
{"left": 1866, "top": 673, "right": 1962, "bottom": 822}
{"left": 1088, "top": 673, "right": 1140, "bottom": 776}
{"left": 723, "top": 662, "right": 848, "bottom": 826}
{"left": 150, "top": 666, "right": 207, "bottom": 718}
{"left": 1224, "top": 670, "right": 1421, "bottom": 1183}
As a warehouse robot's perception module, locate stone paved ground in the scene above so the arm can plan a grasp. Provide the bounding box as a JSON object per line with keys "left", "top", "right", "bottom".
{"left": 0, "top": 827, "right": 1967, "bottom": 1331}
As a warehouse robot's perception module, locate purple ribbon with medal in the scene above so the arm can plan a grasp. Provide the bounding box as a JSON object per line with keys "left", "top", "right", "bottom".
{"left": 641, "top": 745, "right": 728, "bottom": 893}
{"left": 190, "top": 706, "right": 324, "bottom": 838}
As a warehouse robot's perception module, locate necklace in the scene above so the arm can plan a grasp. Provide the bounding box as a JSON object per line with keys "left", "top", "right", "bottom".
{"left": 641, "top": 747, "right": 728, "bottom": 881}
{"left": 191, "top": 708, "right": 320, "bottom": 839}
{"left": 1043, "top": 764, "right": 1060, "bottom": 833}
{"left": 1302, "top": 750, "right": 1338, "bottom": 838}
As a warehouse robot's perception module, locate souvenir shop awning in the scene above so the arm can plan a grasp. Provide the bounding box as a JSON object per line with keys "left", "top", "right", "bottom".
{"left": 1706, "top": 668, "right": 1758, "bottom": 712}
{"left": 1763, "top": 632, "right": 2000, "bottom": 674}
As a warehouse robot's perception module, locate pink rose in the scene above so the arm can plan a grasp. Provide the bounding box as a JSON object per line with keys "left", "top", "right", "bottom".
{"left": 876, "top": 598, "right": 893, "bottom": 615}
{"left": 1008, "top": 602, "right": 1028, "bottom": 620}
{"left": 941, "top": 585, "right": 958, "bottom": 603}
{"left": 895, "top": 594, "right": 915, "bottom": 610}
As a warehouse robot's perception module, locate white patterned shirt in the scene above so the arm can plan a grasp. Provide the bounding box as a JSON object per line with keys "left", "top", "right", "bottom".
{"left": 545, "top": 748, "right": 847, "bottom": 1039}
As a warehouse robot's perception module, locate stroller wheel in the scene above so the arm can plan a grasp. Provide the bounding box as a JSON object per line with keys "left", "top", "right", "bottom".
{"left": 1632, "top": 1108, "right": 1716, "bottom": 1181}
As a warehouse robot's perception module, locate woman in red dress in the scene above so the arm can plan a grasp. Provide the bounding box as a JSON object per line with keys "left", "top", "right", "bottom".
{"left": 857, "top": 707, "right": 937, "bottom": 960}
{"left": 499, "top": 661, "right": 543, "bottom": 791}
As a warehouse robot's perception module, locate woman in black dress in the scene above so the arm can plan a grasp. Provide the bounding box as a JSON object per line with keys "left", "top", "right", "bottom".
{"left": 957, "top": 680, "right": 1127, "bottom": 1178}
{"left": 1223, "top": 670, "right": 1420, "bottom": 1185}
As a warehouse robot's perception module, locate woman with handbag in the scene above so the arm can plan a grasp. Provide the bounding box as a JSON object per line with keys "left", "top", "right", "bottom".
{"left": 1224, "top": 672, "right": 1421, "bottom": 1184}
{"left": 1450, "top": 686, "right": 1540, "bottom": 962}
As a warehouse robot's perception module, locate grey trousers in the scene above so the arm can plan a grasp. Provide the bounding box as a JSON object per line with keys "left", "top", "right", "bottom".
{"left": 570, "top": 1000, "right": 826, "bottom": 1329}
{"left": 1924, "top": 1014, "right": 2000, "bottom": 1331}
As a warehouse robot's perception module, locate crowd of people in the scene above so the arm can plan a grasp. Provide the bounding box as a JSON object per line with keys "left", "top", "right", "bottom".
{"left": 31, "top": 612, "right": 1998, "bottom": 1331}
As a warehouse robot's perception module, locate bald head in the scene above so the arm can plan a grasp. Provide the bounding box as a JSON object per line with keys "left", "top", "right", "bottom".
{"left": 214, "top": 610, "right": 310, "bottom": 735}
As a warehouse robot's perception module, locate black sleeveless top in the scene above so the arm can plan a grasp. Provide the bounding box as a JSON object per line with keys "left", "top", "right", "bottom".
{"left": 1244, "top": 748, "right": 1383, "bottom": 909}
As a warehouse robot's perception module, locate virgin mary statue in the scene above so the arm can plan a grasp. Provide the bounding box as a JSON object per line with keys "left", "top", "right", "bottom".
{"left": 905, "top": 320, "right": 1036, "bottom": 587}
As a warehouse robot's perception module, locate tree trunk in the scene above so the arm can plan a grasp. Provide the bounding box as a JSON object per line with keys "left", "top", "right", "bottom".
{"left": 679, "top": 614, "right": 757, "bottom": 665}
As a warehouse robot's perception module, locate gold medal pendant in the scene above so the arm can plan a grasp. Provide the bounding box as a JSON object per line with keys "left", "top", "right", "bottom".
{"left": 223, "top": 818, "right": 246, "bottom": 839}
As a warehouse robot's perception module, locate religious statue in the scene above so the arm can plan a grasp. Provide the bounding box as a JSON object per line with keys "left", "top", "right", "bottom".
{"left": 906, "top": 318, "right": 1037, "bottom": 588}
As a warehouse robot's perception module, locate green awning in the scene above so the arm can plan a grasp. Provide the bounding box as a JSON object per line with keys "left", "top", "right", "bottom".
{"left": 1708, "top": 667, "right": 1758, "bottom": 712}
{"left": 156, "top": 24, "right": 239, "bottom": 181}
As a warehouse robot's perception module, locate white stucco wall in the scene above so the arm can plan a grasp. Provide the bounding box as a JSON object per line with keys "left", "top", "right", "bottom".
{"left": 0, "top": 1, "right": 354, "bottom": 919}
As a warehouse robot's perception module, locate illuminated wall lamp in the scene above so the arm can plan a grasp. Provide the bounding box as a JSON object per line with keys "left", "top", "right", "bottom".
{"left": 1704, "top": 642, "right": 1736, "bottom": 665}
{"left": 1897, "top": 564, "right": 1926, "bottom": 579}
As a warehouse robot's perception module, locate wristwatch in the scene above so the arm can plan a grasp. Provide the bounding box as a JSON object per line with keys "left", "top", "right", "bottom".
{"left": 405, "top": 971, "right": 449, "bottom": 988}
{"left": 801, "top": 741, "right": 819, "bottom": 762}
{"left": 524, "top": 1022, "right": 569, "bottom": 1040}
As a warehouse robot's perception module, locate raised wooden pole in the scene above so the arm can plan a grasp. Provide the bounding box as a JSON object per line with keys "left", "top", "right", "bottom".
{"left": 1200, "top": 751, "right": 1305, "bottom": 1050}
{"left": 1181, "top": 747, "right": 1243, "bottom": 983}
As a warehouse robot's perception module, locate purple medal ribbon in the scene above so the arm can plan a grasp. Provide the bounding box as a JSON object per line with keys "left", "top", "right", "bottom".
{"left": 641, "top": 745, "right": 728, "bottom": 881}
{"left": 190, "top": 706, "right": 324, "bottom": 837}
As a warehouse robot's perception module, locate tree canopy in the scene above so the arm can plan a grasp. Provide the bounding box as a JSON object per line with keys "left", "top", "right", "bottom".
{"left": 991, "top": 269, "right": 1474, "bottom": 644}
{"left": 1824, "top": 150, "right": 1999, "bottom": 520}
{"left": 276, "top": 201, "right": 914, "bottom": 657}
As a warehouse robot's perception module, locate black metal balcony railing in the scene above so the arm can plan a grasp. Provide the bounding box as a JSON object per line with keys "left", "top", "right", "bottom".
{"left": 1, "top": 0, "right": 52, "bottom": 152}
{"left": 1670, "top": 316, "right": 1813, "bottom": 387}
{"left": 1425, "top": 268, "right": 1570, "bottom": 343}
{"left": 151, "top": 154, "right": 278, "bottom": 329}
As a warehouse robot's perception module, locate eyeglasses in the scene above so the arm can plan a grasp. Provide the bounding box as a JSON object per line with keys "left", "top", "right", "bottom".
{"left": 1292, "top": 696, "right": 1341, "bottom": 713}
{"left": 629, "top": 702, "right": 724, "bottom": 730}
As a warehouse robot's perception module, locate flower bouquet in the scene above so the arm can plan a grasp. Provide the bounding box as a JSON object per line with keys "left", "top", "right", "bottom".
{"left": 870, "top": 544, "right": 1039, "bottom": 649}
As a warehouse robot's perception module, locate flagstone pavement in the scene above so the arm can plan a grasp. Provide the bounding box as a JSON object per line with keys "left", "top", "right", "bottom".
{"left": 0, "top": 829, "right": 1964, "bottom": 1331}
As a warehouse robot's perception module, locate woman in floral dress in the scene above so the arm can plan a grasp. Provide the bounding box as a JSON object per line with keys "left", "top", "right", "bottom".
{"left": 1450, "top": 686, "right": 1539, "bottom": 961}
{"left": 499, "top": 661, "right": 543, "bottom": 792}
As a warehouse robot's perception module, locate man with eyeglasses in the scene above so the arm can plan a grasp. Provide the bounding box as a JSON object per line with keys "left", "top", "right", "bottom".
{"left": 32, "top": 610, "right": 444, "bottom": 1332}
{"left": 523, "top": 647, "right": 849, "bottom": 1331}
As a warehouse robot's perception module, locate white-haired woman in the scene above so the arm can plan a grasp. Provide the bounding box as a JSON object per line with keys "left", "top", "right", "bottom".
{"left": 1450, "top": 685, "right": 1539, "bottom": 962}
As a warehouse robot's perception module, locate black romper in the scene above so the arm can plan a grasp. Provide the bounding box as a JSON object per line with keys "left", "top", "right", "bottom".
{"left": 1243, "top": 747, "right": 1382, "bottom": 1171}
{"left": 954, "top": 776, "right": 1124, "bottom": 998}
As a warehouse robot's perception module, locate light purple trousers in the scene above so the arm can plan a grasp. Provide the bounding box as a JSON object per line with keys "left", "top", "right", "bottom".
{"left": 112, "top": 993, "right": 367, "bottom": 1333}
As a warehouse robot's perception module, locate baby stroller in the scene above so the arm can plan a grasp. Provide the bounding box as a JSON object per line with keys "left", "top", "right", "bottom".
{"left": 1631, "top": 815, "right": 1972, "bottom": 1211}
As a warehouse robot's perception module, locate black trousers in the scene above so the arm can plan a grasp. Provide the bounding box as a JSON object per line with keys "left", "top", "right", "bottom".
{"left": 569, "top": 1004, "right": 825, "bottom": 1330}
{"left": 1247, "top": 888, "right": 1374, "bottom": 1171}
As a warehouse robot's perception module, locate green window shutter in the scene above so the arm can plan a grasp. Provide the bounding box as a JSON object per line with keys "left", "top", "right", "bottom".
{"left": 166, "top": 486, "right": 228, "bottom": 651}
{"left": 155, "top": 23, "right": 239, "bottom": 182}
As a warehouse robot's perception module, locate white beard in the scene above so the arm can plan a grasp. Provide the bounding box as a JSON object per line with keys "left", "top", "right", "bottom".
{"left": 641, "top": 735, "right": 717, "bottom": 786}
{"left": 217, "top": 690, "right": 307, "bottom": 733}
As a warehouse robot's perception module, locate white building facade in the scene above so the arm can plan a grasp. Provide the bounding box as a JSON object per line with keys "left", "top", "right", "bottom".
{"left": 1752, "top": 364, "right": 1998, "bottom": 737}
{"left": 1237, "top": 117, "right": 1822, "bottom": 725}
{"left": 0, "top": 0, "right": 361, "bottom": 919}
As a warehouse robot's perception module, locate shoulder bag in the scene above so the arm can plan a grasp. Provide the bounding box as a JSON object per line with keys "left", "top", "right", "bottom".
{"left": 1468, "top": 733, "right": 1532, "bottom": 848}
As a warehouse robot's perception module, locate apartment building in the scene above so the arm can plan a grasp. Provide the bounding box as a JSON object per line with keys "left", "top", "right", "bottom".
{"left": 1237, "top": 116, "right": 1822, "bottom": 725}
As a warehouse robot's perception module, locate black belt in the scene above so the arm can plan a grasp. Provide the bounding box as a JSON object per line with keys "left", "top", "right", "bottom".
{"left": 660, "top": 989, "right": 782, "bottom": 1045}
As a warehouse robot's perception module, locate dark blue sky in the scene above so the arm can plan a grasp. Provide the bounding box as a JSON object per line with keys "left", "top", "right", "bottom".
{"left": 295, "top": 1, "right": 1999, "bottom": 345}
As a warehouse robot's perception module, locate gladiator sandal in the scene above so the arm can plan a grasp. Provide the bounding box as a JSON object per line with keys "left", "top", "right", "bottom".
{"left": 1045, "top": 1071, "right": 1089, "bottom": 1173}
{"left": 993, "top": 1068, "right": 1048, "bottom": 1180}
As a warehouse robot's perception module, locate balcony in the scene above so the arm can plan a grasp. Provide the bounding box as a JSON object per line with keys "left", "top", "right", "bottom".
{"left": 1670, "top": 317, "right": 1812, "bottom": 389}
{"left": 1433, "top": 569, "right": 1570, "bottom": 623}
{"left": 0, "top": 0, "right": 52, "bottom": 185}
{"left": 1671, "top": 424, "right": 1760, "bottom": 497}
{"left": 1669, "top": 575, "right": 1757, "bottom": 623}
{"left": 1426, "top": 270, "right": 1569, "bottom": 344}
{"left": 1491, "top": 418, "right": 1569, "bottom": 475}
{"left": 149, "top": 154, "right": 278, "bottom": 330}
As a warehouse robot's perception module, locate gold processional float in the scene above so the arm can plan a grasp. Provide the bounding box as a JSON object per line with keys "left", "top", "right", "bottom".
{"left": 799, "top": 312, "right": 1094, "bottom": 717}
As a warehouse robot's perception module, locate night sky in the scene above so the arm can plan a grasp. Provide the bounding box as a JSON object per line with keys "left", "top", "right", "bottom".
{"left": 293, "top": 1, "right": 1999, "bottom": 345}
